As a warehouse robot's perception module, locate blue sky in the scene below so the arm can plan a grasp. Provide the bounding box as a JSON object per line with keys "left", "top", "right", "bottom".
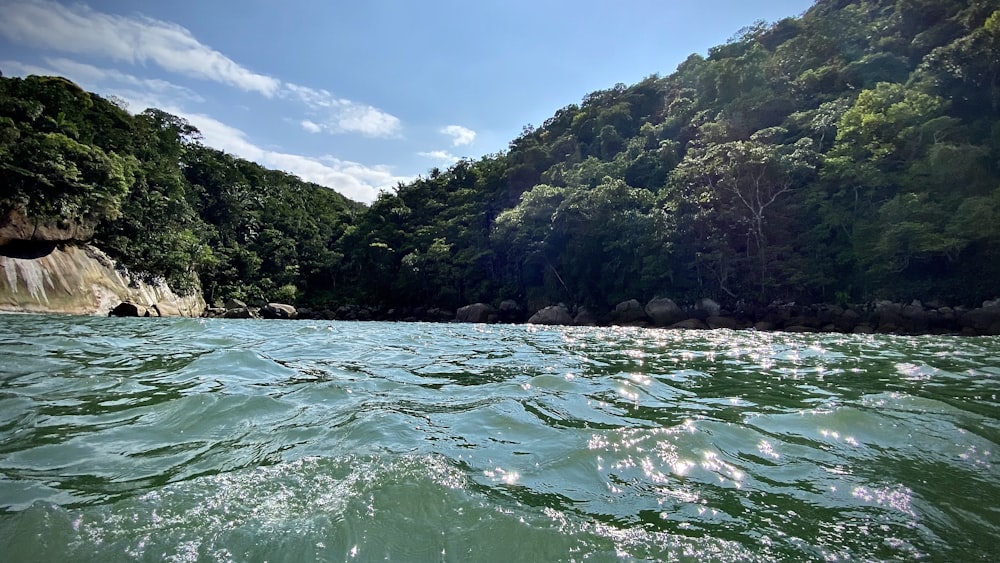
{"left": 0, "top": 0, "right": 814, "bottom": 203}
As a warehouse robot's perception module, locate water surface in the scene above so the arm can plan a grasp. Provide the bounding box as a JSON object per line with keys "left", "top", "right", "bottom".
{"left": 1, "top": 315, "right": 998, "bottom": 561}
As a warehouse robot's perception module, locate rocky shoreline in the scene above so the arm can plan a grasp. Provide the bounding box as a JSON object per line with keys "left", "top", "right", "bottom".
{"left": 188, "top": 296, "right": 1000, "bottom": 337}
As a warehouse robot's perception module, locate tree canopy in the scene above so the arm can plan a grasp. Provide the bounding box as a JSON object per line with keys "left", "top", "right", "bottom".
{"left": 3, "top": 0, "right": 998, "bottom": 311}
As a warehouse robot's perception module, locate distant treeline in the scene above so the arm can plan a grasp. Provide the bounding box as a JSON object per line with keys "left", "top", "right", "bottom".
{"left": 2, "top": 0, "right": 998, "bottom": 311}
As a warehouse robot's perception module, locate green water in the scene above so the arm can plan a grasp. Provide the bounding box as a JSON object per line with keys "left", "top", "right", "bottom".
{"left": 0, "top": 315, "right": 997, "bottom": 562}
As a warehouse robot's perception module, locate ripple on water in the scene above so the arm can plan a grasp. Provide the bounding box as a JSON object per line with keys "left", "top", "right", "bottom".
{"left": 0, "top": 316, "right": 997, "bottom": 561}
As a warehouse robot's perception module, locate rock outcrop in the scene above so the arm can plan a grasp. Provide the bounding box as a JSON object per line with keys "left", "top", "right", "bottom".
{"left": 456, "top": 302, "right": 497, "bottom": 323}
{"left": 645, "top": 297, "right": 684, "bottom": 326}
{"left": 610, "top": 299, "right": 648, "bottom": 325}
{"left": 0, "top": 243, "right": 205, "bottom": 316}
{"left": 261, "top": 302, "right": 297, "bottom": 319}
{"left": 0, "top": 208, "right": 97, "bottom": 247}
{"left": 528, "top": 304, "right": 574, "bottom": 326}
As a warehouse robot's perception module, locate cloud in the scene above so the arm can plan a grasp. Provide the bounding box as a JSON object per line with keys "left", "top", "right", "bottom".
{"left": 183, "top": 112, "right": 410, "bottom": 203}
{"left": 284, "top": 83, "right": 402, "bottom": 138}
{"left": 0, "top": 0, "right": 281, "bottom": 96}
{"left": 418, "top": 150, "right": 460, "bottom": 165}
{"left": 1, "top": 2, "right": 403, "bottom": 140}
{"left": 441, "top": 125, "right": 476, "bottom": 146}
{"left": 300, "top": 119, "right": 322, "bottom": 134}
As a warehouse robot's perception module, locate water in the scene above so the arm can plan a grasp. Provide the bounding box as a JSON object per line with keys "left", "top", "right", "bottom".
{"left": 0, "top": 315, "right": 997, "bottom": 562}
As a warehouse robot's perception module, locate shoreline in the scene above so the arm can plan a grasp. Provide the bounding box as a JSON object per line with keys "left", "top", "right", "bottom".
{"left": 197, "top": 298, "right": 1000, "bottom": 337}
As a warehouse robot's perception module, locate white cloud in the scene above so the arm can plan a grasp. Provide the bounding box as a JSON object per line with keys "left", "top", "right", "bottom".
{"left": 284, "top": 83, "right": 402, "bottom": 138}
{"left": 418, "top": 150, "right": 460, "bottom": 165}
{"left": 441, "top": 124, "right": 476, "bottom": 146}
{"left": 301, "top": 119, "right": 322, "bottom": 133}
{"left": 0, "top": 0, "right": 281, "bottom": 96}
{"left": 0, "top": 57, "right": 204, "bottom": 112}
{"left": 183, "top": 112, "right": 410, "bottom": 204}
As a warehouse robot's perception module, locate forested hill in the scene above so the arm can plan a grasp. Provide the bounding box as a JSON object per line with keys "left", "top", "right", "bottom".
{"left": 2, "top": 0, "right": 999, "bottom": 315}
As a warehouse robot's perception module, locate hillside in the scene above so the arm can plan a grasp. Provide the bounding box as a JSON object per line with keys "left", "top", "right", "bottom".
{"left": 341, "top": 0, "right": 1000, "bottom": 311}
{"left": 2, "top": 0, "right": 998, "bottom": 315}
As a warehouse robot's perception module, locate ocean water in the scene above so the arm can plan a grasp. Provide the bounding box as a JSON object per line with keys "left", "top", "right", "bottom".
{"left": 0, "top": 315, "right": 997, "bottom": 562}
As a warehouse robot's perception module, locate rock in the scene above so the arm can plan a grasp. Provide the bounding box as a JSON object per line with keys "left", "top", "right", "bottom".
{"left": 707, "top": 315, "right": 740, "bottom": 329}
{"left": 695, "top": 298, "right": 721, "bottom": 319}
{"left": 901, "top": 301, "right": 928, "bottom": 332}
{"left": 528, "top": 304, "right": 574, "bottom": 326}
{"left": 959, "top": 305, "right": 1000, "bottom": 335}
{"left": 225, "top": 298, "right": 248, "bottom": 310}
{"left": 873, "top": 300, "right": 903, "bottom": 329}
{"left": 610, "top": 299, "right": 647, "bottom": 324}
{"left": 784, "top": 315, "right": 821, "bottom": 329}
{"left": 152, "top": 302, "right": 184, "bottom": 317}
{"left": 109, "top": 301, "right": 149, "bottom": 317}
{"left": 0, "top": 207, "right": 97, "bottom": 246}
{"left": 261, "top": 302, "right": 297, "bottom": 319}
{"left": 754, "top": 321, "right": 776, "bottom": 331}
{"left": 574, "top": 306, "right": 599, "bottom": 326}
{"left": 0, "top": 244, "right": 205, "bottom": 316}
{"left": 224, "top": 307, "right": 257, "bottom": 319}
{"left": 835, "top": 308, "right": 861, "bottom": 332}
{"left": 645, "top": 297, "right": 684, "bottom": 326}
{"left": 426, "top": 307, "right": 454, "bottom": 322}
{"left": 498, "top": 300, "right": 524, "bottom": 323}
{"left": 853, "top": 324, "right": 875, "bottom": 334}
{"left": 669, "top": 318, "right": 709, "bottom": 330}
{"left": 456, "top": 302, "right": 496, "bottom": 323}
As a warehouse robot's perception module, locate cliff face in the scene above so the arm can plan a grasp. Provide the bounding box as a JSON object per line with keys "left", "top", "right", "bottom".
{"left": 0, "top": 243, "right": 205, "bottom": 317}
{"left": 0, "top": 208, "right": 97, "bottom": 247}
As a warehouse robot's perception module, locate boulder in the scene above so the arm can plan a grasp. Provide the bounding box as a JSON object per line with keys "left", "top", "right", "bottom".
{"left": 645, "top": 297, "right": 684, "bottom": 326}
{"left": 784, "top": 315, "right": 821, "bottom": 329}
{"left": 835, "top": 308, "right": 861, "bottom": 332}
{"left": 109, "top": 301, "right": 149, "bottom": 317}
{"left": 528, "top": 304, "right": 574, "bottom": 326}
{"left": 696, "top": 298, "right": 721, "bottom": 318}
{"left": 224, "top": 307, "right": 258, "bottom": 319}
{"left": 456, "top": 302, "right": 496, "bottom": 323}
{"left": 610, "top": 299, "right": 647, "bottom": 324}
{"left": 707, "top": 315, "right": 740, "bottom": 330}
{"left": 261, "top": 302, "right": 297, "bottom": 319}
{"left": 498, "top": 300, "right": 524, "bottom": 323}
{"left": 574, "top": 307, "right": 600, "bottom": 326}
{"left": 669, "top": 318, "right": 709, "bottom": 330}
{"left": 426, "top": 307, "right": 454, "bottom": 322}
{"left": 901, "top": 301, "right": 928, "bottom": 332}
{"left": 225, "top": 298, "right": 249, "bottom": 310}
{"left": 959, "top": 303, "right": 1000, "bottom": 335}
{"left": 873, "top": 300, "right": 903, "bottom": 329}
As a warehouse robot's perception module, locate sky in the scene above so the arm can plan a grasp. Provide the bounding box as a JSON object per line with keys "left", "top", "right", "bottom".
{"left": 0, "top": 0, "right": 815, "bottom": 204}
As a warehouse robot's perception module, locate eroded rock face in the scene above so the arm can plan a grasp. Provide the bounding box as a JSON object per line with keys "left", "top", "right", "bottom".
{"left": 0, "top": 208, "right": 97, "bottom": 247}
{"left": 0, "top": 244, "right": 205, "bottom": 317}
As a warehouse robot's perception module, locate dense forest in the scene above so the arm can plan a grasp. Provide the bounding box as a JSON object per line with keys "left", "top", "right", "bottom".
{"left": 2, "top": 0, "right": 999, "bottom": 316}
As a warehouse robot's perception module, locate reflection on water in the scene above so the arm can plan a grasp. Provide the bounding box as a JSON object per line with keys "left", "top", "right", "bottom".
{"left": 0, "top": 315, "right": 998, "bottom": 561}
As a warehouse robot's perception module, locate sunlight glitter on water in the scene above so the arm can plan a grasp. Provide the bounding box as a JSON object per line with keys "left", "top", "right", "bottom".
{"left": 1, "top": 316, "right": 998, "bottom": 561}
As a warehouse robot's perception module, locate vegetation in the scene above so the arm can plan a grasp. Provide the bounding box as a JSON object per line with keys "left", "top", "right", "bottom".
{"left": 2, "top": 0, "right": 999, "bottom": 311}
